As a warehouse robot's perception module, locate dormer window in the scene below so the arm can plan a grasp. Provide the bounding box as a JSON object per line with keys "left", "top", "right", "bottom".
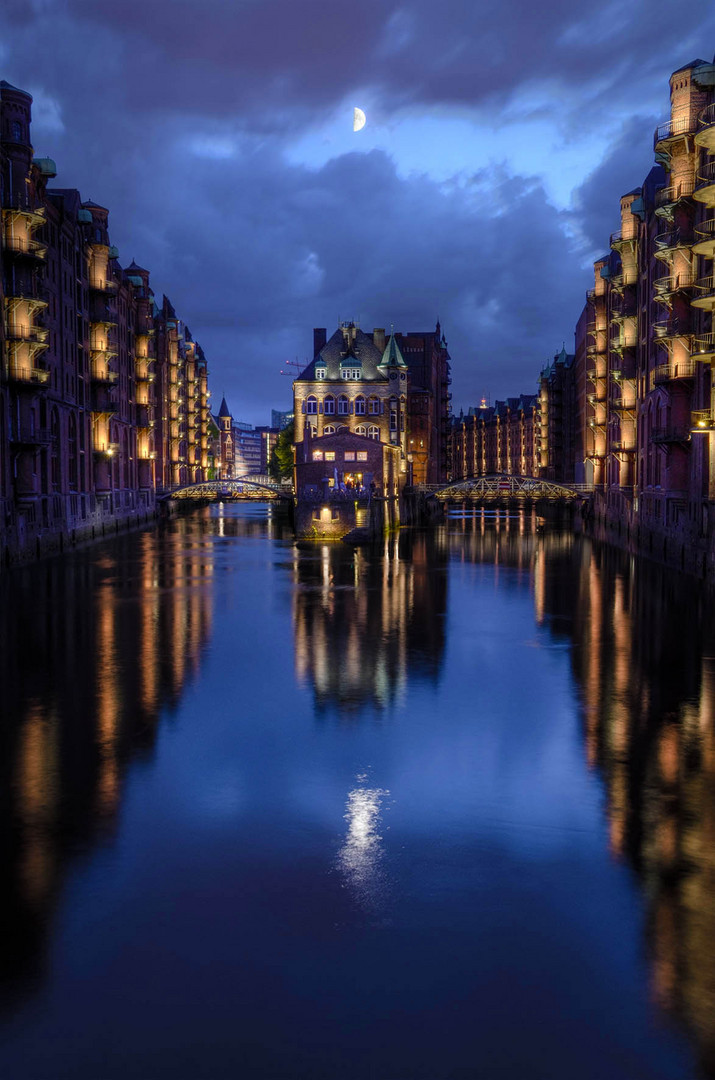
{"left": 315, "top": 365, "right": 326, "bottom": 380}
{"left": 341, "top": 367, "right": 361, "bottom": 380}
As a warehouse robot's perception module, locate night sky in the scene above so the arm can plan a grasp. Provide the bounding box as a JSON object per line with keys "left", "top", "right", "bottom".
{"left": 3, "top": 1, "right": 715, "bottom": 424}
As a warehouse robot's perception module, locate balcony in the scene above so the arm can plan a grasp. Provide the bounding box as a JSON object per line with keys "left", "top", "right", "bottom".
{"left": 4, "top": 280, "right": 49, "bottom": 306}
{"left": 5, "top": 323, "right": 49, "bottom": 344}
{"left": 610, "top": 230, "right": 637, "bottom": 251}
{"left": 654, "top": 179, "right": 695, "bottom": 216}
{"left": 651, "top": 426, "right": 691, "bottom": 444}
{"left": 653, "top": 227, "right": 694, "bottom": 259}
{"left": 611, "top": 397, "right": 637, "bottom": 415}
{"left": 692, "top": 332, "right": 715, "bottom": 361}
{"left": 610, "top": 441, "right": 636, "bottom": 454}
{"left": 694, "top": 161, "right": 715, "bottom": 207}
{"left": 691, "top": 274, "right": 715, "bottom": 310}
{"left": 89, "top": 295, "right": 118, "bottom": 325}
{"left": 653, "top": 269, "right": 697, "bottom": 300}
{"left": 1, "top": 194, "right": 45, "bottom": 225}
{"left": 90, "top": 365, "right": 118, "bottom": 386}
{"left": 136, "top": 405, "right": 154, "bottom": 428}
{"left": 693, "top": 410, "right": 715, "bottom": 431}
{"left": 89, "top": 278, "right": 119, "bottom": 295}
{"left": 93, "top": 442, "right": 120, "bottom": 457}
{"left": 695, "top": 103, "right": 715, "bottom": 153}
{"left": 9, "top": 424, "right": 51, "bottom": 447}
{"left": 693, "top": 217, "right": 715, "bottom": 257}
{"left": 650, "top": 360, "right": 696, "bottom": 388}
{"left": 653, "top": 315, "right": 692, "bottom": 342}
{"left": 3, "top": 234, "right": 47, "bottom": 260}
{"left": 653, "top": 114, "right": 697, "bottom": 151}
{"left": 7, "top": 365, "right": 50, "bottom": 388}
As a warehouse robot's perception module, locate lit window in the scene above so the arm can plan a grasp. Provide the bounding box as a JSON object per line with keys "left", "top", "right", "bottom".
{"left": 324, "top": 396, "right": 335, "bottom": 414}
{"left": 356, "top": 451, "right": 368, "bottom": 462}
{"left": 355, "top": 425, "right": 367, "bottom": 436}
{"left": 325, "top": 451, "right": 336, "bottom": 461}
{"left": 306, "top": 396, "right": 317, "bottom": 414}
{"left": 312, "top": 450, "right": 324, "bottom": 461}
{"left": 315, "top": 366, "right": 326, "bottom": 380}
{"left": 355, "top": 396, "right": 366, "bottom": 415}
{"left": 344, "top": 451, "right": 356, "bottom": 461}
{"left": 368, "top": 398, "right": 380, "bottom": 415}
{"left": 338, "top": 396, "right": 349, "bottom": 415}
{"left": 368, "top": 426, "right": 379, "bottom": 440}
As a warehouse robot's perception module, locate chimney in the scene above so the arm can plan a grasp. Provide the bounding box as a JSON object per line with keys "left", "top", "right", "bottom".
{"left": 313, "top": 328, "right": 327, "bottom": 356}
{"left": 373, "top": 327, "right": 386, "bottom": 352}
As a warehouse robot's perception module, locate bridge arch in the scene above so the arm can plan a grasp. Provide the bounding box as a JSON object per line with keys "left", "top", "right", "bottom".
{"left": 163, "top": 474, "right": 293, "bottom": 501}
{"left": 429, "top": 475, "right": 587, "bottom": 501}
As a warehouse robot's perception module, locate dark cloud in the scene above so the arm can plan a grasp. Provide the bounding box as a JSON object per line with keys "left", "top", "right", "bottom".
{"left": 3, "top": 0, "right": 715, "bottom": 420}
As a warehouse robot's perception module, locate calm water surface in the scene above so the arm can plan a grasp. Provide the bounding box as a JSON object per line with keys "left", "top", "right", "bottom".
{"left": 0, "top": 503, "right": 713, "bottom": 1079}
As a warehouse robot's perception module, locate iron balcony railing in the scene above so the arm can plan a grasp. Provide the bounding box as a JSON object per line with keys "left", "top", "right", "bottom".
{"left": 650, "top": 360, "right": 696, "bottom": 389}
{"left": 653, "top": 114, "right": 697, "bottom": 148}
{"left": 693, "top": 332, "right": 715, "bottom": 356}
{"left": 651, "top": 426, "right": 690, "bottom": 444}
{"left": 5, "top": 323, "right": 48, "bottom": 343}
{"left": 654, "top": 179, "right": 695, "bottom": 209}
{"left": 654, "top": 227, "right": 694, "bottom": 253}
{"left": 695, "top": 160, "right": 715, "bottom": 193}
{"left": 8, "top": 365, "right": 50, "bottom": 386}
{"left": 3, "top": 235, "right": 47, "bottom": 258}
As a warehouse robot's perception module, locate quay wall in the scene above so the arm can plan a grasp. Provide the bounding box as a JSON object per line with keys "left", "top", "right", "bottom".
{"left": 0, "top": 491, "right": 165, "bottom": 567}
{"left": 585, "top": 493, "right": 715, "bottom": 580}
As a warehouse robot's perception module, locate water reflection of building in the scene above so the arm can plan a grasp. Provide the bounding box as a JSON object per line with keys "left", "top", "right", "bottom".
{"left": 0, "top": 516, "right": 216, "bottom": 1006}
{"left": 531, "top": 535, "right": 715, "bottom": 1077}
{"left": 293, "top": 531, "right": 447, "bottom": 716}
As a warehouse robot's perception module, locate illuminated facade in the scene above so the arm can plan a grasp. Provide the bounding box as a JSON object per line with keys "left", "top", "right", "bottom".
{"left": 293, "top": 322, "right": 410, "bottom": 493}
{"left": 451, "top": 394, "right": 539, "bottom": 480}
{"left": 581, "top": 56, "right": 715, "bottom": 567}
{"left": 0, "top": 80, "right": 213, "bottom": 562}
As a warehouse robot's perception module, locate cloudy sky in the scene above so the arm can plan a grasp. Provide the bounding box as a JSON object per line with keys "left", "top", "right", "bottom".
{"left": 3, "top": 0, "right": 715, "bottom": 423}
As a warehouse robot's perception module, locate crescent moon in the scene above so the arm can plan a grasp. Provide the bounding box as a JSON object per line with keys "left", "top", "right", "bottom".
{"left": 353, "top": 107, "right": 366, "bottom": 132}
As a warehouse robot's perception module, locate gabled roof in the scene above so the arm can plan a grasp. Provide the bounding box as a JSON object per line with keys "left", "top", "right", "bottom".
{"left": 297, "top": 325, "right": 387, "bottom": 382}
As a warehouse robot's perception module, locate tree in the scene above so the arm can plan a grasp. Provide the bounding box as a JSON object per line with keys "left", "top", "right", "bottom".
{"left": 268, "top": 420, "right": 294, "bottom": 482}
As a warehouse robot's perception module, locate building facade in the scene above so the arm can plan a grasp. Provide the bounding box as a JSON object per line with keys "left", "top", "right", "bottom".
{"left": 579, "top": 56, "right": 715, "bottom": 566}
{"left": 0, "top": 80, "right": 212, "bottom": 562}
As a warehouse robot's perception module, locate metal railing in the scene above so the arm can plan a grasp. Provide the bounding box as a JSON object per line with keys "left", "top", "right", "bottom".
{"left": 3, "top": 235, "right": 47, "bottom": 257}
{"left": 654, "top": 115, "right": 697, "bottom": 147}
{"left": 651, "top": 426, "right": 690, "bottom": 444}
{"left": 654, "top": 179, "right": 695, "bottom": 208}
{"left": 650, "top": 360, "right": 696, "bottom": 389}
{"left": 8, "top": 365, "right": 50, "bottom": 386}
{"left": 695, "top": 160, "right": 715, "bottom": 192}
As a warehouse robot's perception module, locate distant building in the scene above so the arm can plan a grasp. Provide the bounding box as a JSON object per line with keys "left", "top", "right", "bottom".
{"left": 293, "top": 322, "right": 410, "bottom": 494}
{"left": 271, "top": 409, "right": 293, "bottom": 431}
{"left": 451, "top": 395, "right": 538, "bottom": 480}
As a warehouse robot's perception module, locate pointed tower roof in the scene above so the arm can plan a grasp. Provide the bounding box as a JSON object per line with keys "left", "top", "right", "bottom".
{"left": 217, "top": 396, "right": 231, "bottom": 418}
{"left": 378, "top": 332, "right": 408, "bottom": 372}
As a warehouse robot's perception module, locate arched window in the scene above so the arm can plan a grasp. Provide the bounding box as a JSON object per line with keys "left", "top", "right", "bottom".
{"left": 338, "top": 395, "right": 349, "bottom": 415}
{"left": 355, "top": 396, "right": 366, "bottom": 415}
{"left": 323, "top": 395, "right": 335, "bottom": 415}
{"left": 355, "top": 425, "right": 367, "bottom": 436}
{"left": 68, "top": 412, "right": 78, "bottom": 490}
{"left": 306, "top": 396, "right": 317, "bottom": 414}
{"left": 368, "top": 426, "right": 380, "bottom": 440}
{"left": 11, "top": 121, "right": 22, "bottom": 142}
{"left": 368, "top": 397, "right": 380, "bottom": 415}
{"left": 324, "top": 425, "right": 336, "bottom": 435}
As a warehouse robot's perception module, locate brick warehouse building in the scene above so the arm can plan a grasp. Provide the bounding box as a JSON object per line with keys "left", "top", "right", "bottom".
{"left": 0, "top": 80, "right": 213, "bottom": 562}
{"left": 293, "top": 321, "right": 451, "bottom": 492}
{"left": 580, "top": 55, "right": 715, "bottom": 570}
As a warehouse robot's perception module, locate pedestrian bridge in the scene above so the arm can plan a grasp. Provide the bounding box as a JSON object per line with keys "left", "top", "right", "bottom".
{"left": 417, "top": 475, "right": 591, "bottom": 501}
{"left": 164, "top": 475, "right": 293, "bottom": 502}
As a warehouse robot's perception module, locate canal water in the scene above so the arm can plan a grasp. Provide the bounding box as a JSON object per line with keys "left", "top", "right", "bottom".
{"left": 0, "top": 503, "right": 713, "bottom": 1079}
